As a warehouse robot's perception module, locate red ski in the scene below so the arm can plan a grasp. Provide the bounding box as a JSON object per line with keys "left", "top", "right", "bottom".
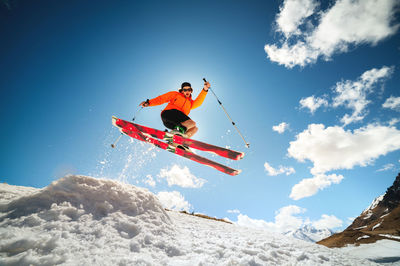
{"left": 112, "top": 116, "right": 242, "bottom": 176}
{"left": 112, "top": 116, "right": 244, "bottom": 160}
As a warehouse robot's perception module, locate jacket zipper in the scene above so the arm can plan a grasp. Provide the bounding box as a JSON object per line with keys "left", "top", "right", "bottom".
{"left": 182, "top": 98, "right": 187, "bottom": 110}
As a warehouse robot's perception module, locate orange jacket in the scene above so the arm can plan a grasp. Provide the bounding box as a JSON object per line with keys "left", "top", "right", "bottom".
{"left": 148, "top": 89, "right": 208, "bottom": 115}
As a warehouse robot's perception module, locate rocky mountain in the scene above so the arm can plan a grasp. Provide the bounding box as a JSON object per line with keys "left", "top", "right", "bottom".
{"left": 318, "top": 172, "right": 400, "bottom": 248}
{"left": 284, "top": 224, "right": 334, "bottom": 243}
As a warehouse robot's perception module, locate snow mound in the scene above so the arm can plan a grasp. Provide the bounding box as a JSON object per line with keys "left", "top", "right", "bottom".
{"left": 2, "top": 175, "right": 169, "bottom": 220}
{"left": 0, "top": 175, "right": 377, "bottom": 265}
{"left": 0, "top": 175, "right": 176, "bottom": 265}
{"left": 0, "top": 183, "right": 38, "bottom": 205}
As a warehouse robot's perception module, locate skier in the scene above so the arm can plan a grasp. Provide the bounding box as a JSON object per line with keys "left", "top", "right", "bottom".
{"left": 140, "top": 80, "right": 211, "bottom": 138}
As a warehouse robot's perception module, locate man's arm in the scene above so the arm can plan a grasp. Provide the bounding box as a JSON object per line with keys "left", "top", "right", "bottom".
{"left": 140, "top": 91, "right": 177, "bottom": 107}
{"left": 192, "top": 81, "right": 210, "bottom": 109}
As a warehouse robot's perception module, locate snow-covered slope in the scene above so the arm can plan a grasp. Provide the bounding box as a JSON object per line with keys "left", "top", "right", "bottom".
{"left": 0, "top": 175, "right": 377, "bottom": 265}
{"left": 284, "top": 224, "right": 334, "bottom": 243}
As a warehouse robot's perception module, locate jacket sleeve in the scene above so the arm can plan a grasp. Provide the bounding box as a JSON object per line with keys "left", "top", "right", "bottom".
{"left": 191, "top": 89, "right": 208, "bottom": 109}
{"left": 148, "top": 91, "right": 177, "bottom": 106}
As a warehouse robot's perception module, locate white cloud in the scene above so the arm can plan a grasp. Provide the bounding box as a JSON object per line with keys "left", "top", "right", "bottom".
{"left": 265, "top": 0, "right": 400, "bottom": 68}
{"left": 264, "top": 162, "right": 295, "bottom": 176}
{"left": 383, "top": 96, "right": 400, "bottom": 111}
{"left": 290, "top": 173, "right": 344, "bottom": 200}
{"left": 377, "top": 163, "right": 395, "bottom": 172}
{"left": 159, "top": 165, "right": 206, "bottom": 188}
{"left": 265, "top": 41, "right": 319, "bottom": 68}
{"left": 227, "top": 209, "right": 240, "bottom": 214}
{"left": 276, "top": 0, "right": 318, "bottom": 38}
{"left": 235, "top": 205, "right": 342, "bottom": 233}
{"left": 236, "top": 205, "right": 305, "bottom": 233}
{"left": 288, "top": 123, "right": 400, "bottom": 199}
{"left": 312, "top": 214, "right": 343, "bottom": 230}
{"left": 300, "top": 95, "right": 328, "bottom": 114}
{"left": 288, "top": 123, "right": 400, "bottom": 175}
{"left": 156, "top": 191, "right": 191, "bottom": 211}
{"left": 272, "top": 122, "right": 290, "bottom": 134}
{"left": 332, "top": 66, "right": 394, "bottom": 125}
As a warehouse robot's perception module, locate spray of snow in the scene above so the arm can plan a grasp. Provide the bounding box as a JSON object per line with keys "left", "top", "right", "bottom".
{"left": 94, "top": 131, "right": 159, "bottom": 183}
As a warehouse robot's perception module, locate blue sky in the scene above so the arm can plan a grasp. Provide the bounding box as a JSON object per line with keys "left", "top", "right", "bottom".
{"left": 1, "top": 0, "right": 399, "bottom": 233}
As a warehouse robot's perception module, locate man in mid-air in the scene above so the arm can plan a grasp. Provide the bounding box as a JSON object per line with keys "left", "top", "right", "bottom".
{"left": 140, "top": 80, "right": 211, "bottom": 139}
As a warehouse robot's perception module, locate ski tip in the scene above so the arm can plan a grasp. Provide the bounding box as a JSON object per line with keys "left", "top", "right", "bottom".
{"left": 111, "top": 116, "right": 119, "bottom": 127}
{"left": 237, "top": 152, "right": 245, "bottom": 160}
{"left": 231, "top": 169, "right": 242, "bottom": 176}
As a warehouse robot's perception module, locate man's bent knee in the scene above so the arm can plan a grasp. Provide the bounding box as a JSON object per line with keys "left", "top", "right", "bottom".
{"left": 182, "top": 119, "right": 196, "bottom": 129}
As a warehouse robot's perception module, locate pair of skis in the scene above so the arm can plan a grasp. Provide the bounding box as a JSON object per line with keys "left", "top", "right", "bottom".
{"left": 111, "top": 116, "right": 244, "bottom": 175}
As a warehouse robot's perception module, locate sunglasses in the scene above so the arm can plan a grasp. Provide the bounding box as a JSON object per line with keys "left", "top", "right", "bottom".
{"left": 182, "top": 88, "right": 193, "bottom": 92}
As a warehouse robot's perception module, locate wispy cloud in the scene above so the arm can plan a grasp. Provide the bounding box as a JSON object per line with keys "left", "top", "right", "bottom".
{"left": 264, "top": 161, "right": 295, "bottom": 176}
{"left": 159, "top": 165, "right": 206, "bottom": 188}
{"left": 265, "top": 0, "right": 400, "bottom": 68}
{"left": 383, "top": 96, "right": 400, "bottom": 111}
{"left": 156, "top": 191, "right": 192, "bottom": 211}
{"left": 388, "top": 118, "right": 400, "bottom": 126}
{"left": 299, "top": 66, "right": 394, "bottom": 125}
{"left": 332, "top": 66, "right": 394, "bottom": 125}
{"left": 143, "top": 174, "right": 156, "bottom": 187}
{"left": 272, "top": 122, "right": 290, "bottom": 134}
{"left": 377, "top": 163, "right": 395, "bottom": 172}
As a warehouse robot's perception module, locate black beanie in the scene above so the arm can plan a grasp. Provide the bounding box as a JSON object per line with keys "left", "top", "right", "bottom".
{"left": 181, "top": 82, "right": 191, "bottom": 89}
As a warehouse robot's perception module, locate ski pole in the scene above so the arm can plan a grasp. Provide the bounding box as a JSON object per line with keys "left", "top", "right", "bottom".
{"left": 132, "top": 106, "right": 144, "bottom": 122}
{"left": 111, "top": 106, "right": 143, "bottom": 148}
{"left": 203, "top": 78, "right": 250, "bottom": 148}
{"left": 111, "top": 134, "right": 123, "bottom": 148}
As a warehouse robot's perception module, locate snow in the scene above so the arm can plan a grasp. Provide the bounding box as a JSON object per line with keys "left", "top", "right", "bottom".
{"left": 372, "top": 222, "right": 382, "bottom": 230}
{"left": 362, "top": 195, "right": 384, "bottom": 215}
{"left": 363, "top": 212, "right": 373, "bottom": 220}
{"left": 361, "top": 195, "right": 385, "bottom": 220}
{"left": 0, "top": 183, "right": 38, "bottom": 204}
{"left": 379, "top": 234, "right": 400, "bottom": 240}
{"left": 0, "top": 175, "right": 381, "bottom": 265}
{"left": 356, "top": 235, "right": 371, "bottom": 241}
{"left": 354, "top": 225, "right": 368, "bottom": 230}
{"left": 380, "top": 213, "right": 390, "bottom": 218}
{"left": 341, "top": 240, "right": 400, "bottom": 264}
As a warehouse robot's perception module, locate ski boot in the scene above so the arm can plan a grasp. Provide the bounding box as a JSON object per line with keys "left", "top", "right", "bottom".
{"left": 171, "top": 125, "right": 188, "bottom": 137}
{"left": 166, "top": 142, "right": 192, "bottom": 152}
{"left": 165, "top": 125, "right": 188, "bottom": 141}
{"left": 165, "top": 125, "right": 191, "bottom": 152}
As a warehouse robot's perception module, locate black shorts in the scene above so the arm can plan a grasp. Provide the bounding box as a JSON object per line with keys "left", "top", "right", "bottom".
{"left": 161, "top": 109, "right": 191, "bottom": 130}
